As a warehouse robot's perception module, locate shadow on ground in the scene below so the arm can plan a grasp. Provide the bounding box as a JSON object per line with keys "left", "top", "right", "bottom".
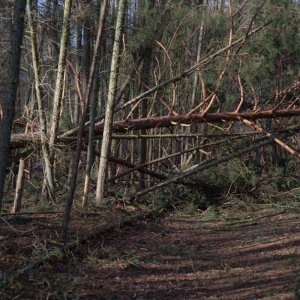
{"left": 1, "top": 207, "right": 300, "bottom": 299}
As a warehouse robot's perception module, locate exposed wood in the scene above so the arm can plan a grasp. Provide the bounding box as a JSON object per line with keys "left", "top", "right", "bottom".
{"left": 241, "top": 118, "right": 300, "bottom": 160}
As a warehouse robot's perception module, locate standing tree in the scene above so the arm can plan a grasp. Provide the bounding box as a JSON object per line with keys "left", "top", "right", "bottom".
{"left": 27, "top": 0, "right": 54, "bottom": 196}
{"left": 0, "top": 0, "right": 27, "bottom": 209}
{"left": 62, "top": 0, "right": 108, "bottom": 241}
{"left": 82, "top": 0, "right": 109, "bottom": 207}
{"left": 96, "top": 0, "right": 128, "bottom": 203}
{"left": 48, "top": 0, "right": 72, "bottom": 184}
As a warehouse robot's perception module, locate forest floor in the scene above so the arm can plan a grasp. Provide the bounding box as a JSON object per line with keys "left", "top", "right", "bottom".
{"left": 0, "top": 204, "right": 300, "bottom": 299}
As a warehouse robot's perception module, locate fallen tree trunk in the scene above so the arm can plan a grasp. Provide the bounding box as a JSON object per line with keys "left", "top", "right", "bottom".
{"left": 240, "top": 118, "right": 300, "bottom": 160}
{"left": 108, "top": 154, "right": 167, "bottom": 181}
{"left": 94, "top": 108, "right": 300, "bottom": 134}
{"left": 107, "top": 139, "right": 231, "bottom": 183}
{"left": 9, "top": 109, "right": 300, "bottom": 148}
{"left": 126, "top": 138, "right": 274, "bottom": 202}
{"left": 58, "top": 23, "right": 270, "bottom": 139}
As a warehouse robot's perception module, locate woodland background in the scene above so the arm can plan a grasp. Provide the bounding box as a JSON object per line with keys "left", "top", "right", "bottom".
{"left": 0, "top": 0, "right": 300, "bottom": 299}
{"left": 0, "top": 0, "right": 299, "bottom": 237}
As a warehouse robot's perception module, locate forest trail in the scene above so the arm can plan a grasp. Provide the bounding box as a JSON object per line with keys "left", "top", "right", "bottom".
{"left": 1, "top": 207, "right": 300, "bottom": 299}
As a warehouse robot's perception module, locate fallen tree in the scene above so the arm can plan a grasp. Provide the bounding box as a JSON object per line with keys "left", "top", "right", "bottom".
{"left": 126, "top": 137, "right": 274, "bottom": 202}
{"left": 93, "top": 108, "right": 300, "bottom": 133}
{"left": 10, "top": 108, "right": 300, "bottom": 148}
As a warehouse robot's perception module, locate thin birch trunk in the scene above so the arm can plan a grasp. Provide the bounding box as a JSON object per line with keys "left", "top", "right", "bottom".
{"left": 191, "top": 0, "right": 207, "bottom": 108}
{"left": 187, "top": 1, "right": 207, "bottom": 165}
{"left": 82, "top": 0, "right": 108, "bottom": 206}
{"left": 49, "top": 0, "right": 72, "bottom": 165}
{"left": 139, "top": 51, "right": 152, "bottom": 189}
{"left": 74, "top": 18, "right": 82, "bottom": 124}
{"left": 95, "top": 0, "right": 127, "bottom": 203}
{"left": 11, "top": 158, "right": 25, "bottom": 213}
{"left": 27, "top": 0, "right": 54, "bottom": 195}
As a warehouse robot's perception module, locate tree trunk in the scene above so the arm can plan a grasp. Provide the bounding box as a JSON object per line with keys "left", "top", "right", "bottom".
{"left": 139, "top": 49, "right": 153, "bottom": 189}
{"left": 9, "top": 109, "right": 300, "bottom": 149}
{"left": 191, "top": 0, "right": 207, "bottom": 109}
{"left": 11, "top": 158, "right": 25, "bottom": 213}
{"left": 27, "top": 0, "right": 54, "bottom": 196}
{"left": 129, "top": 138, "right": 274, "bottom": 201}
{"left": 74, "top": 13, "right": 82, "bottom": 124}
{"left": 0, "top": 0, "right": 26, "bottom": 209}
{"left": 82, "top": 0, "right": 108, "bottom": 206}
{"left": 49, "top": 0, "right": 72, "bottom": 167}
{"left": 62, "top": 0, "right": 108, "bottom": 241}
{"left": 95, "top": 0, "right": 127, "bottom": 203}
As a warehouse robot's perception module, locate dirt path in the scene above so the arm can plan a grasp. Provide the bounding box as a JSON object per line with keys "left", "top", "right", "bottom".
{"left": 1, "top": 207, "right": 300, "bottom": 299}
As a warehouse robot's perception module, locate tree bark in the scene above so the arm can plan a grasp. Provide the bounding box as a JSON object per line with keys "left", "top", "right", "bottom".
{"left": 27, "top": 0, "right": 54, "bottom": 195}
{"left": 49, "top": 0, "right": 72, "bottom": 166}
{"left": 95, "top": 0, "right": 127, "bottom": 203}
{"left": 0, "top": 0, "right": 26, "bottom": 209}
{"left": 93, "top": 108, "right": 300, "bottom": 134}
{"left": 62, "top": 0, "right": 108, "bottom": 242}
{"left": 11, "top": 158, "right": 25, "bottom": 213}
{"left": 9, "top": 109, "right": 300, "bottom": 148}
{"left": 191, "top": 0, "right": 207, "bottom": 108}
{"left": 139, "top": 49, "right": 153, "bottom": 189}
{"left": 82, "top": 0, "right": 108, "bottom": 206}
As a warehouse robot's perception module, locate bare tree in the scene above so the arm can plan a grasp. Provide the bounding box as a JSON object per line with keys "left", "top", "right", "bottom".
{"left": 95, "top": 0, "right": 127, "bottom": 203}
{"left": 0, "top": 0, "right": 26, "bottom": 209}
{"left": 82, "top": 0, "right": 108, "bottom": 206}
{"left": 11, "top": 158, "right": 25, "bottom": 213}
{"left": 62, "top": 0, "right": 108, "bottom": 241}
{"left": 48, "top": 0, "right": 72, "bottom": 173}
{"left": 27, "top": 0, "right": 54, "bottom": 195}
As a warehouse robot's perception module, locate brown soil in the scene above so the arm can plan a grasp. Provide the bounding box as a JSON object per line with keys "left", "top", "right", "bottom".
{"left": 0, "top": 206, "right": 299, "bottom": 299}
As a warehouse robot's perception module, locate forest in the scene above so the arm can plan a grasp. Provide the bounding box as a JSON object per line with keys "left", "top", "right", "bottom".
{"left": 0, "top": 0, "right": 300, "bottom": 299}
